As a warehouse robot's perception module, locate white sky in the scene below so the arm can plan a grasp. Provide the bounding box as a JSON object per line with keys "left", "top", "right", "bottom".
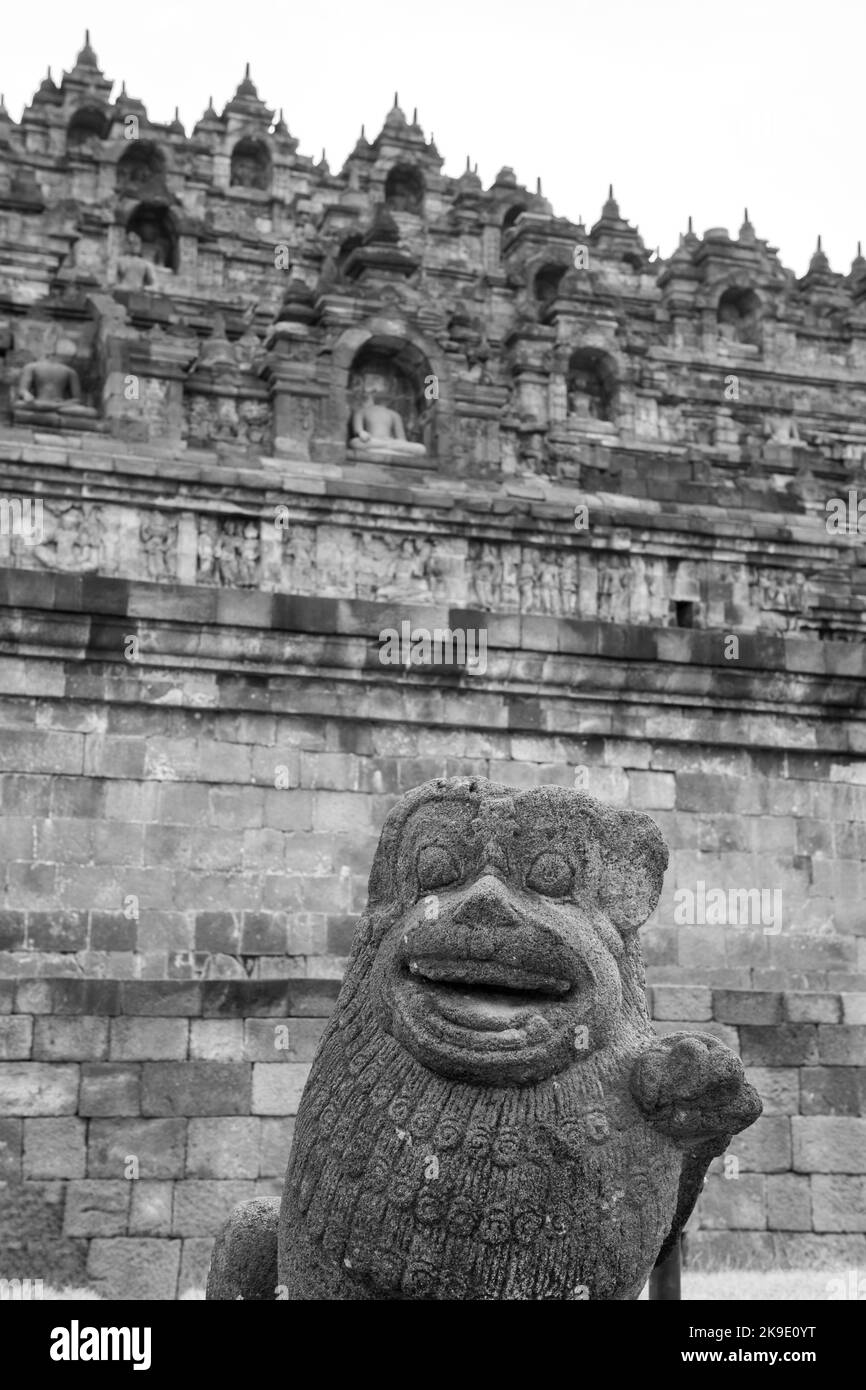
{"left": 3, "top": 0, "right": 861, "bottom": 275}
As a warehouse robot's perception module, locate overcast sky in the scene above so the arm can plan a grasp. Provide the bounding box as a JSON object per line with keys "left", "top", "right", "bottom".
{"left": 3, "top": 0, "right": 860, "bottom": 275}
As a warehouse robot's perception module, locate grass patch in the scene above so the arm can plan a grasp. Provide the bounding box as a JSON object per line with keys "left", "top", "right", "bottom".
{"left": 638, "top": 1269, "right": 836, "bottom": 1300}
{"left": 3, "top": 1270, "right": 842, "bottom": 1300}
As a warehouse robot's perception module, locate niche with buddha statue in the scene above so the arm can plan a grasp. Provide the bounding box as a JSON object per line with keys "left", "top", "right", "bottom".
{"left": 346, "top": 339, "right": 435, "bottom": 463}
{"left": 9, "top": 316, "right": 102, "bottom": 431}
{"left": 126, "top": 202, "right": 178, "bottom": 272}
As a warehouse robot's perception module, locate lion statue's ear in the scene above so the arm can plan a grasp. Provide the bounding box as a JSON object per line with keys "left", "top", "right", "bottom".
{"left": 596, "top": 808, "right": 668, "bottom": 932}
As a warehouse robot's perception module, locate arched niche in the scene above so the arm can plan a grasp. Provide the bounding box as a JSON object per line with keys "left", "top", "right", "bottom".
{"left": 534, "top": 263, "right": 568, "bottom": 308}
{"left": 127, "top": 202, "right": 178, "bottom": 271}
{"left": 230, "top": 137, "right": 271, "bottom": 191}
{"left": 502, "top": 202, "right": 528, "bottom": 233}
{"left": 67, "top": 106, "right": 108, "bottom": 152}
{"left": 347, "top": 337, "right": 435, "bottom": 452}
{"left": 717, "top": 286, "right": 762, "bottom": 346}
{"left": 384, "top": 164, "right": 424, "bottom": 215}
{"left": 117, "top": 141, "right": 166, "bottom": 196}
{"left": 566, "top": 347, "right": 617, "bottom": 422}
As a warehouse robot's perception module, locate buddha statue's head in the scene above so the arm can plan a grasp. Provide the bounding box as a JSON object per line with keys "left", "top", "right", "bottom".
{"left": 362, "top": 372, "right": 389, "bottom": 403}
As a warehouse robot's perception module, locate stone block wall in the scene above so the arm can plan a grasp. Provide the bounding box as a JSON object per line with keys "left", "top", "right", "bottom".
{"left": 1, "top": 979, "right": 863, "bottom": 1297}
{"left": 0, "top": 979, "right": 335, "bottom": 1298}
{"left": 654, "top": 984, "right": 866, "bottom": 1273}
{"left": 0, "top": 562, "right": 864, "bottom": 1288}
{"left": 0, "top": 566, "right": 863, "bottom": 991}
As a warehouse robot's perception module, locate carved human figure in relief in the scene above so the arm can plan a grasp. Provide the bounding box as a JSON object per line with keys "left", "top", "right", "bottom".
{"left": 500, "top": 550, "right": 520, "bottom": 610}
{"left": 140, "top": 512, "right": 174, "bottom": 582}
{"left": 197, "top": 522, "right": 217, "bottom": 583}
{"left": 470, "top": 543, "right": 498, "bottom": 609}
{"left": 538, "top": 553, "right": 562, "bottom": 615}
{"left": 559, "top": 553, "right": 579, "bottom": 615}
{"left": 376, "top": 538, "right": 431, "bottom": 604}
{"left": 15, "top": 359, "right": 90, "bottom": 414}
{"left": 518, "top": 551, "right": 537, "bottom": 610}
{"left": 32, "top": 506, "right": 101, "bottom": 571}
{"left": 115, "top": 230, "right": 156, "bottom": 290}
{"left": 239, "top": 523, "right": 260, "bottom": 586}
{"left": 350, "top": 373, "right": 426, "bottom": 457}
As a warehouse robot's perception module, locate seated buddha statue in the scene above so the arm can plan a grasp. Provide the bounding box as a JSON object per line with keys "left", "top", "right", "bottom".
{"left": 15, "top": 358, "right": 92, "bottom": 414}
{"left": 115, "top": 230, "right": 156, "bottom": 291}
{"left": 349, "top": 374, "right": 425, "bottom": 458}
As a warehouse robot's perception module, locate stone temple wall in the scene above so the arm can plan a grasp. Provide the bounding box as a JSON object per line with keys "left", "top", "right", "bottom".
{"left": 1, "top": 979, "right": 863, "bottom": 1298}
{"left": 0, "top": 36, "right": 864, "bottom": 1293}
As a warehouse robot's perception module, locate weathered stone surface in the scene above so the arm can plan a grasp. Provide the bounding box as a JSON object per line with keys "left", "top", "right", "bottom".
{"left": 728, "top": 1116, "right": 792, "bottom": 1172}
{"left": 109, "top": 1018, "right": 189, "bottom": 1060}
{"left": 783, "top": 992, "right": 842, "bottom": 1024}
{"left": 0, "top": 1181, "right": 88, "bottom": 1288}
{"left": 713, "top": 991, "right": 782, "bottom": 1025}
{"left": 0, "top": 1118, "right": 22, "bottom": 1179}
{"left": 0, "top": 1016, "right": 32, "bottom": 1058}
{"left": 817, "top": 1026, "right": 866, "bottom": 1065}
{"left": 189, "top": 1020, "right": 244, "bottom": 1060}
{"left": 206, "top": 1196, "right": 279, "bottom": 1301}
{"left": 64, "top": 1180, "right": 131, "bottom": 1236}
{"left": 186, "top": 1118, "right": 261, "bottom": 1178}
{"left": 173, "top": 1181, "right": 258, "bottom": 1237}
{"left": 697, "top": 1174, "right": 767, "bottom": 1229}
{"left": 811, "top": 1175, "right": 866, "bottom": 1232}
{"left": 792, "top": 1117, "right": 866, "bottom": 1173}
{"left": 87, "top": 1118, "right": 186, "bottom": 1179}
{"left": 651, "top": 985, "right": 712, "bottom": 1021}
{"left": 179, "top": 1237, "right": 216, "bottom": 1296}
{"left": 86, "top": 1237, "right": 181, "bottom": 1300}
{"left": 23, "top": 1117, "right": 86, "bottom": 1178}
{"left": 740, "top": 1025, "right": 819, "bottom": 1067}
{"left": 0, "top": 1063, "right": 79, "bottom": 1115}
{"left": 251, "top": 1063, "right": 309, "bottom": 1115}
{"left": 209, "top": 777, "right": 760, "bottom": 1300}
{"left": 259, "top": 1118, "right": 295, "bottom": 1178}
{"left": 141, "top": 1062, "right": 251, "bottom": 1115}
{"left": 129, "top": 1181, "right": 174, "bottom": 1237}
{"left": 766, "top": 1174, "right": 811, "bottom": 1230}
{"left": 744, "top": 1067, "right": 799, "bottom": 1115}
{"left": 78, "top": 1063, "right": 141, "bottom": 1116}
{"left": 799, "top": 1066, "right": 866, "bottom": 1116}
{"left": 653, "top": 1019, "right": 740, "bottom": 1050}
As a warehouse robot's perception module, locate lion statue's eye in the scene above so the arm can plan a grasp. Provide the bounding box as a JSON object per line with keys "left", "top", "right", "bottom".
{"left": 526, "top": 851, "right": 573, "bottom": 898}
{"left": 417, "top": 843, "right": 461, "bottom": 893}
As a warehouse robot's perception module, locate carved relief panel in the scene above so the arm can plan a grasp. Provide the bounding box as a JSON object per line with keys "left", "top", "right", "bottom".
{"left": 3, "top": 500, "right": 834, "bottom": 635}
{"left": 184, "top": 391, "right": 270, "bottom": 447}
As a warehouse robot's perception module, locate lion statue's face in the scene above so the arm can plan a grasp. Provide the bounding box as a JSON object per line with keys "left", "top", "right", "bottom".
{"left": 354, "top": 779, "right": 668, "bottom": 1086}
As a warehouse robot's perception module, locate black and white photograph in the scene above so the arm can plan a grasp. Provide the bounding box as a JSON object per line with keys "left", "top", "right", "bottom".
{"left": 0, "top": 0, "right": 862, "bottom": 1353}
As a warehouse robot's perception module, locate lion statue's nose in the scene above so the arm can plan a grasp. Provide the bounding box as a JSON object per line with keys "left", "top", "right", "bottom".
{"left": 451, "top": 873, "right": 522, "bottom": 932}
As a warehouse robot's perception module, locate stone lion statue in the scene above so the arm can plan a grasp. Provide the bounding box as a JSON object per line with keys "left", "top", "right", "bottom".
{"left": 207, "top": 776, "right": 761, "bottom": 1300}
